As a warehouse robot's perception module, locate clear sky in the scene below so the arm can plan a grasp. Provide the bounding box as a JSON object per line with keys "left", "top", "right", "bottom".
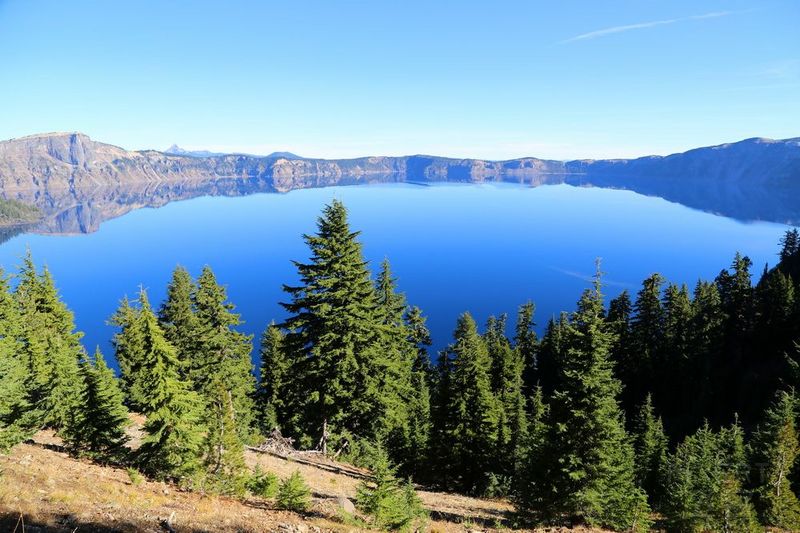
{"left": 1, "top": 0, "right": 798, "bottom": 160}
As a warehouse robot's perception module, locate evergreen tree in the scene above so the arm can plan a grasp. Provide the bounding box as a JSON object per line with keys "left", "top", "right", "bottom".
{"left": 535, "top": 312, "right": 569, "bottom": 397}
{"left": 661, "top": 283, "right": 693, "bottom": 435}
{"left": 205, "top": 379, "right": 248, "bottom": 496}
{"left": 631, "top": 394, "right": 668, "bottom": 506}
{"left": 519, "top": 269, "right": 650, "bottom": 531}
{"left": 446, "top": 313, "right": 500, "bottom": 494}
{"left": 277, "top": 471, "right": 311, "bottom": 512}
{"left": 404, "top": 305, "right": 433, "bottom": 476}
{"left": 110, "top": 296, "right": 147, "bottom": 410}
{"left": 356, "top": 445, "right": 427, "bottom": 531}
{"left": 626, "top": 273, "right": 665, "bottom": 414}
{"left": 371, "top": 259, "right": 417, "bottom": 467}
{"left": 779, "top": 228, "right": 799, "bottom": 264}
{"left": 192, "top": 266, "right": 257, "bottom": 443}
{"left": 662, "top": 422, "right": 758, "bottom": 532}
{"left": 280, "top": 200, "right": 386, "bottom": 445}
{"left": 749, "top": 390, "right": 800, "bottom": 530}
{"left": 514, "top": 301, "right": 538, "bottom": 395}
{"left": 0, "top": 270, "right": 32, "bottom": 451}
{"left": 15, "top": 254, "right": 83, "bottom": 432}
{"left": 134, "top": 289, "right": 205, "bottom": 480}
{"left": 158, "top": 265, "right": 199, "bottom": 376}
{"left": 64, "top": 349, "right": 130, "bottom": 459}
{"left": 428, "top": 348, "right": 454, "bottom": 488}
{"left": 485, "top": 314, "right": 527, "bottom": 482}
{"left": 257, "top": 322, "right": 288, "bottom": 432}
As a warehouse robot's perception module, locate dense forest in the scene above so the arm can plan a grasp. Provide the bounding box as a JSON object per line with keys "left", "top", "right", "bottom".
{"left": 2, "top": 200, "right": 800, "bottom": 532}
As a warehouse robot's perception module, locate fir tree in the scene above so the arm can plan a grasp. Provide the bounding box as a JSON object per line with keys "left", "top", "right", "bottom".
{"left": 749, "top": 390, "right": 800, "bottom": 530}
{"left": 485, "top": 314, "right": 527, "bottom": 482}
{"left": 134, "top": 289, "right": 205, "bottom": 481}
{"left": 158, "top": 265, "right": 199, "bottom": 376}
{"left": 277, "top": 470, "right": 311, "bottom": 512}
{"left": 192, "top": 266, "right": 257, "bottom": 443}
{"left": 447, "top": 312, "right": 500, "bottom": 494}
{"left": 205, "top": 379, "right": 248, "bottom": 496}
{"left": 257, "top": 322, "right": 288, "bottom": 432}
{"left": 428, "top": 348, "right": 454, "bottom": 488}
{"left": 15, "top": 254, "right": 83, "bottom": 432}
{"left": 514, "top": 301, "right": 538, "bottom": 395}
{"left": 0, "top": 270, "right": 32, "bottom": 451}
{"left": 631, "top": 394, "right": 667, "bottom": 506}
{"left": 64, "top": 349, "right": 130, "bottom": 459}
{"left": 280, "top": 200, "right": 386, "bottom": 445}
{"left": 519, "top": 268, "right": 650, "bottom": 531}
{"left": 356, "top": 445, "right": 427, "bottom": 531}
{"left": 404, "top": 305, "right": 433, "bottom": 476}
{"left": 626, "top": 273, "right": 665, "bottom": 414}
{"left": 662, "top": 422, "right": 758, "bottom": 532}
{"left": 110, "top": 296, "right": 147, "bottom": 410}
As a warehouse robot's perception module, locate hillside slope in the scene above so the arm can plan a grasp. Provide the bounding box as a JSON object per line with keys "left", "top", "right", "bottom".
{"left": 0, "top": 429, "right": 596, "bottom": 533}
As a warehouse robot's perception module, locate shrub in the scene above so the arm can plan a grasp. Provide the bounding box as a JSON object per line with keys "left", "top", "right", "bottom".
{"left": 356, "top": 445, "right": 427, "bottom": 531}
{"left": 247, "top": 465, "right": 279, "bottom": 498}
{"left": 126, "top": 467, "right": 144, "bottom": 486}
{"left": 277, "top": 470, "right": 311, "bottom": 512}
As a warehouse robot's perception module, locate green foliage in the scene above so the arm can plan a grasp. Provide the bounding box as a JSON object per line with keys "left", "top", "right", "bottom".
{"left": 749, "top": 390, "right": 800, "bottom": 530}
{"left": 518, "top": 269, "right": 651, "bottom": 532}
{"left": 126, "top": 467, "right": 144, "bottom": 486}
{"left": 158, "top": 265, "right": 199, "bottom": 376}
{"left": 356, "top": 446, "right": 427, "bottom": 531}
{"left": 64, "top": 349, "right": 130, "bottom": 459}
{"left": 132, "top": 289, "right": 205, "bottom": 481}
{"left": 15, "top": 253, "right": 84, "bottom": 432}
{"left": 0, "top": 270, "right": 33, "bottom": 451}
{"left": 277, "top": 470, "right": 312, "bottom": 512}
{"left": 257, "top": 322, "right": 287, "bottom": 432}
{"left": 204, "top": 379, "right": 248, "bottom": 496}
{"left": 446, "top": 312, "right": 500, "bottom": 494}
{"left": 247, "top": 465, "right": 279, "bottom": 498}
{"left": 191, "top": 266, "right": 257, "bottom": 443}
{"left": 110, "top": 296, "right": 148, "bottom": 411}
{"left": 662, "top": 422, "right": 758, "bottom": 532}
{"left": 631, "top": 394, "right": 668, "bottom": 506}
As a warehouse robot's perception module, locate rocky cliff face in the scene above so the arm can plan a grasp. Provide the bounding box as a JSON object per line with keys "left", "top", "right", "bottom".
{"left": 0, "top": 132, "right": 798, "bottom": 232}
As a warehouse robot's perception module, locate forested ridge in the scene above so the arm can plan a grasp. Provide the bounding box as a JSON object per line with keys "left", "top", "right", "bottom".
{"left": 2, "top": 200, "right": 800, "bottom": 532}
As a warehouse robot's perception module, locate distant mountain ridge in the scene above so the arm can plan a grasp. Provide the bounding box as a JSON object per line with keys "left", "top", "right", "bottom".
{"left": 0, "top": 132, "right": 798, "bottom": 230}
{"left": 164, "top": 144, "right": 302, "bottom": 160}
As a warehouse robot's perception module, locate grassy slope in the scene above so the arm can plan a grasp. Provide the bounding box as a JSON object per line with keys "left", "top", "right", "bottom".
{"left": 1, "top": 427, "right": 597, "bottom": 533}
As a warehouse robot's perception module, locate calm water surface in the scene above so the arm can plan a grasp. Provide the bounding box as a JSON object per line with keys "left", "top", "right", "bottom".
{"left": 0, "top": 182, "right": 790, "bottom": 366}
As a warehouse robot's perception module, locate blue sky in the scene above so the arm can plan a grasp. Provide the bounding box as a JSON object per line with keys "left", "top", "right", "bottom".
{"left": 0, "top": 0, "right": 797, "bottom": 160}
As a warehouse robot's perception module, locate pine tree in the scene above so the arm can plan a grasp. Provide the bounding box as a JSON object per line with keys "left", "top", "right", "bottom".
{"left": 65, "top": 349, "right": 130, "bottom": 459}
{"left": 626, "top": 273, "right": 665, "bottom": 414}
{"left": 192, "top": 266, "right": 257, "bottom": 443}
{"left": 662, "top": 422, "right": 758, "bottom": 532}
{"left": 779, "top": 228, "right": 799, "bottom": 263}
{"left": 277, "top": 470, "right": 311, "bottom": 512}
{"left": 661, "top": 283, "right": 693, "bottom": 436}
{"left": 205, "top": 379, "right": 248, "bottom": 496}
{"left": 535, "top": 312, "right": 569, "bottom": 397}
{"left": 371, "top": 259, "right": 417, "bottom": 465}
{"left": 0, "top": 270, "right": 32, "bottom": 451}
{"left": 631, "top": 394, "right": 667, "bottom": 506}
{"left": 257, "top": 322, "right": 288, "bottom": 432}
{"left": 750, "top": 390, "right": 800, "bottom": 530}
{"left": 110, "top": 296, "right": 147, "bottom": 410}
{"left": 134, "top": 289, "right": 205, "bottom": 481}
{"left": 404, "top": 305, "right": 433, "bottom": 476}
{"left": 158, "top": 265, "right": 199, "bottom": 376}
{"left": 280, "top": 200, "right": 386, "bottom": 445}
{"left": 447, "top": 312, "right": 500, "bottom": 494}
{"left": 428, "top": 348, "right": 454, "bottom": 488}
{"left": 485, "top": 314, "right": 527, "bottom": 483}
{"left": 514, "top": 301, "right": 538, "bottom": 395}
{"left": 356, "top": 445, "right": 427, "bottom": 531}
{"left": 519, "top": 268, "right": 650, "bottom": 531}
{"left": 15, "top": 254, "right": 83, "bottom": 432}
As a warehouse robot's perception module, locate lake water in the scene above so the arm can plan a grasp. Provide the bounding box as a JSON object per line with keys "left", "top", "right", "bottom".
{"left": 0, "top": 182, "right": 790, "bottom": 367}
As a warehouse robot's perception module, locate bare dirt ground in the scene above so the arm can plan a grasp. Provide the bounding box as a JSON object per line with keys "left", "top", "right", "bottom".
{"left": 0, "top": 429, "right": 608, "bottom": 532}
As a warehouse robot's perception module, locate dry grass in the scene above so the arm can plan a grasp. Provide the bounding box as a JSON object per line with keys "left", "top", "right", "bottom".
{"left": 0, "top": 428, "right": 611, "bottom": 532}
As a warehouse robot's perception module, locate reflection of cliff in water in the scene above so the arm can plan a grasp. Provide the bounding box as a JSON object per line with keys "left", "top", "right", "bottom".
{"left": 1, "top": 170, "right": 797, "bottom": 241}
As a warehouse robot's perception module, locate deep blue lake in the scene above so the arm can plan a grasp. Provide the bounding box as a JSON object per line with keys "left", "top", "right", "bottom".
{"left": 0, "top": 182, "right": 790, "bottom": 367}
